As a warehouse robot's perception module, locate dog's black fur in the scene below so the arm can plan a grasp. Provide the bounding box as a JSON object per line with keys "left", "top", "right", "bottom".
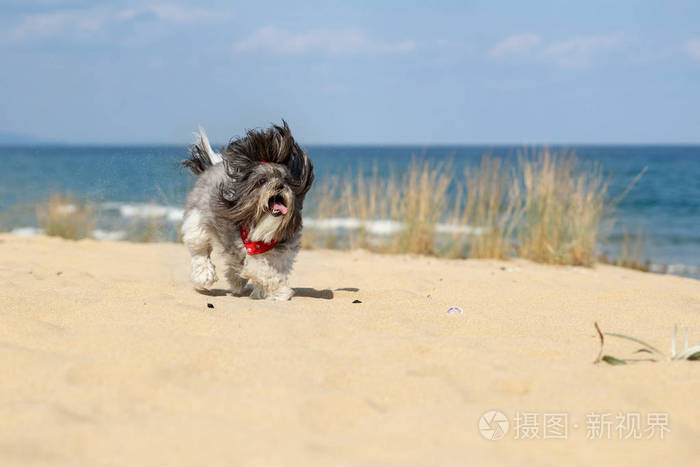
{"left": 182, "top": 121, "right": 314, "bottom": 242}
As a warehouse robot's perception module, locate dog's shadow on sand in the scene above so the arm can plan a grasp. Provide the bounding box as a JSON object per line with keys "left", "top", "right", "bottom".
{"left": 197, "top": 287, "right": 358, "bottom": 300}
{"left": 293, "top": 287, "right": 334, "bottom": 300}
{"left": 292, "top": 287, "right": 361, "bottom": 300}
{"left": 197, "top": 288, "right": 230, "bottom": 297}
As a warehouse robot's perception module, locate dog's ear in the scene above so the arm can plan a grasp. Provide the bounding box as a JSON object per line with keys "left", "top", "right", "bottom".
{"left": 222, "top": 158, "right": 244, "bottom": 181}
{"left": 219, "top": 155, "right": 253, "bottom": 206}
{"left": 221, "top": 141, "right": 255, "bottom": 180}
{"left": 218, "top": 141, "right": 254, "bottom": 205}
{"left": 288, "top": 149, "right": 314, "bottom": 198}
{"left": 219, "top": 182, "right": 238, "bottom": 203}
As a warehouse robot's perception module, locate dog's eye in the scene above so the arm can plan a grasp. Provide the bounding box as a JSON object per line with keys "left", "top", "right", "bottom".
{"left": 255, "top": 177, "right": 267, "bottom": 187}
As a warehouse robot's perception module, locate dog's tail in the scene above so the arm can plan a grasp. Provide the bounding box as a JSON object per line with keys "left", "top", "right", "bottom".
{"left": 182, "top": 126, "right": 224, "bottom": 175}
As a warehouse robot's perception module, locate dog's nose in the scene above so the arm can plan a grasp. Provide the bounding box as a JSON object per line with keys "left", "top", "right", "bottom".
{"left": 275, "top": 183, "right": 284, "bottom": 192}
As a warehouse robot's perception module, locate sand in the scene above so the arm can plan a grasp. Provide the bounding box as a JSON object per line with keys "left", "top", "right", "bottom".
{"left": 0, "top": 233, "right": 699, "bottom": 466}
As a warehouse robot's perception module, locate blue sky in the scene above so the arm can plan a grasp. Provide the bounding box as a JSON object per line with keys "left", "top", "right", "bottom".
{"left": 1, "top": 0, "right": 699, "bottom": 144}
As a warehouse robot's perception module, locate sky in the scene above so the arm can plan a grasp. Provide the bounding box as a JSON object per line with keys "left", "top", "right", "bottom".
{"left": 0, "top": 0, "right": 699, "bottom": 144}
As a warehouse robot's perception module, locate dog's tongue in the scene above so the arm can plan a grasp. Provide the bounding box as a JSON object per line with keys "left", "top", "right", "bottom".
{"left": 272, "top": 202, "right": 288, "bottom": 215}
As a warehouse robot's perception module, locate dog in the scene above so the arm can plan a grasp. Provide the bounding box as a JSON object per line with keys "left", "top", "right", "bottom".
{"left": 181, "top": 121, "right": 314, "bottom": 300}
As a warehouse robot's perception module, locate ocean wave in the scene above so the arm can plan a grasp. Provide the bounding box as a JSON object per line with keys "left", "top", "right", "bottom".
{"left": 93, "top": 229, "right": 126, "bottom": 241}
{"left": 304, "top": 217, "right": 362, "bottom": 231}
{"left": 649, "top": 263, "right": 700, "bottom": 277}
{"left": 96, "top": 203, "right": 488, "bottom": 237}
{"left": 101, "top": 202, "right": 184, "bottom": 222}
{"left": 9, "top": 226, "right": 126, "bottom": 241}
{"left": 303, "top": 218, "right": 402, "bottom": 235}
{"left": 10, "top": 227, "right": 44, "bottom": 237}
{"left": 435, "top": 224, "right": 486, "bottom": 235}
{"left": 56, "top": 203, "right": 77, "bottom": 214}
{"left": 303, "top": 217, "right": 485, "bottom": 236}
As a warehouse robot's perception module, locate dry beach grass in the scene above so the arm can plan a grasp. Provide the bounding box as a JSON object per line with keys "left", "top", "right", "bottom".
{"left": 304, "top": 149, "right": 612, "bottom": 265}
{"left": 36, "top": 194, "right": 95, "bottom": 240}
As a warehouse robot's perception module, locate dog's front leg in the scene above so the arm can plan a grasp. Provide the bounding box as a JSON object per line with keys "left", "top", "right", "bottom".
{"left": 182, "top": 209, "right": 217, "bottom": 289}
{"left": 222, "top": 253, "right": 248, "bottom": 296}
{"left": 240, "top": 253, "right": 294, "bottom": 301}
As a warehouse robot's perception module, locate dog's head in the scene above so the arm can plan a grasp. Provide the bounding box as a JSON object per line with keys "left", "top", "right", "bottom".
{"left": 213, "top": 121, "right": 314, "bottom": 242}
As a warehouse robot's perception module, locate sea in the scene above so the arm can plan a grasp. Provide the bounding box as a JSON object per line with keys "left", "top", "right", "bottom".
{"left": 0, "top": 144, "right": 698, "bottom": 279}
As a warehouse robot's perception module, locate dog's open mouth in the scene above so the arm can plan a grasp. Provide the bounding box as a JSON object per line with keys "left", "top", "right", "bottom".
{"left": 268, "top": 195, "right": 288, "bottom": 216}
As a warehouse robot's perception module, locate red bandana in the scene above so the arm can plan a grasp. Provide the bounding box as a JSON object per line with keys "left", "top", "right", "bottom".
{"left": 239, "top": 225, "right": 278, "bottom": 255}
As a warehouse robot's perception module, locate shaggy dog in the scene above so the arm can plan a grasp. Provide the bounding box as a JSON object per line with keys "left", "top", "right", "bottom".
{"left": 181, "top": 121, "right": 314, "bottom": 300}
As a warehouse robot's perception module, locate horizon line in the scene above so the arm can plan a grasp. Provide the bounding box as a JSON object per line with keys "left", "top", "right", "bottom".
{"left": 3, "top": 141, "right": 700, "bottom": 148}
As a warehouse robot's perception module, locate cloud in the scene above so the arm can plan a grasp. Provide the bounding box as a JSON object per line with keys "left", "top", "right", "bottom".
{"left": 685, "top": 38, "right": 700, "bottom": 61}
{"left": 489, "top": 33, "right": 541, "bottom": 57}
{"left": 117, "top": 4, "right": 221, "bottom": 23}
{"left": 542, "top": 34, "right": 622, "bottom": 67}
{"left": 489, "top": 32, "right": 623, "bottom": 67}
{"left": 8, "top": 4, "right": 222, "bottom": 41}
{"left": 232, "top": 26, "right": 415, "bottom": 55}
{"left": 8, "top": 9, "right": 108, "bottom": 40}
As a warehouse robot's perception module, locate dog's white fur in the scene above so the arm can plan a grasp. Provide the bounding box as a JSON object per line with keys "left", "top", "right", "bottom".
{"left": 181, "top": 208, "right": 218, "bottom": 287}
{"left": 247, "top": 214, "right": 284, "bottom": 243}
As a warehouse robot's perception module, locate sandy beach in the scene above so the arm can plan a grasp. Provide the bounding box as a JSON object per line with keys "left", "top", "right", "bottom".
{"left": 1, "top": 233, "right": 699, "bottom": 466}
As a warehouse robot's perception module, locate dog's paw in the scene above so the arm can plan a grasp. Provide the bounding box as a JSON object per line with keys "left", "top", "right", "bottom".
{"left": 191, "top": 258, "right": 218, "bottom": 289}
{"left": 246, "top": 283, "right": 293, "bottom": 301}
{"left": 226, "top": 274, "right": 247, "bottom": 296}
{"left": 268, "top": 286, "right": 294, "bottom": 301}
{"left": 249, "top": 284, "right": 266, "bottom": 300}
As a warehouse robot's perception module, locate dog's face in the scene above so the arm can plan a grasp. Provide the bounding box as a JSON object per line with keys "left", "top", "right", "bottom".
{"left": 213, "top": 121, "right": 314, "bottom": 242}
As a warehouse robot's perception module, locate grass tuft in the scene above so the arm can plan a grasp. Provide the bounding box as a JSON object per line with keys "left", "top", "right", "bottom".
{"left": 448, "top": 155, "right": 521, "bottom": 259}
{"left": 389, "top": 159, "right": 452, "bottom": 255}
{"left": 36, "top": 194, "right": 95, "bottom": 240}
{"left": 517, "top": 149, "right": 607, "bottom": 266}
{"left": 125, "top": 215, "right": 169, "bottom": 243}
